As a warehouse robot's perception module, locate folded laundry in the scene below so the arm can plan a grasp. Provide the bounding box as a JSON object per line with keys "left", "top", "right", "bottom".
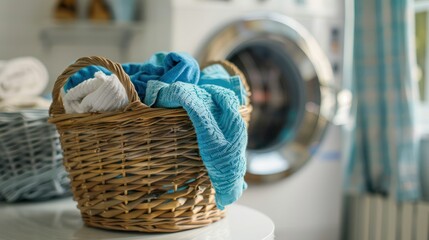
{"left": 0, "top": 57, "right": 48, "bottom": 100}
{"left": 144, "top": 80, "right": 247, "bottom": 210}
{"left": 0, "top": 97, "right": 51, "bottom": 112}
{"left": 64, "top": 52, "right": 200, "bottom": 100}
{"left": 61, "top": 71, "right": 128, "bottom": 113}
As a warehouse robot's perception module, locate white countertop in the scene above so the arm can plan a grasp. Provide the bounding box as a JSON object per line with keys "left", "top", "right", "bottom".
{"left": 0, "top": 197, "right": 274, "bottom": 240}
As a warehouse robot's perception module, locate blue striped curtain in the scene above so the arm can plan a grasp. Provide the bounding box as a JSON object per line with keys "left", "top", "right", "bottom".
{"left": 344, "top": 0, "right": 421, "bottom": 201}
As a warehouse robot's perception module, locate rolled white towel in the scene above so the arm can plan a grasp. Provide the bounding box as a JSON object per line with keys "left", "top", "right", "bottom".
{"left": 61, "top": 71, "right": 128, "bottom": 113}
{"left": 0, "top": 57, "right": 49, "bottom": 100}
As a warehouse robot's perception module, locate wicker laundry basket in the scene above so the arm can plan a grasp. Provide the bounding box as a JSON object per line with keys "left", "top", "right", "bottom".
{"left": 49, "top": 56, "right": 251, "bottom": 232}
{"left": 0, "top": 109, "right": 70, "bottom": 202}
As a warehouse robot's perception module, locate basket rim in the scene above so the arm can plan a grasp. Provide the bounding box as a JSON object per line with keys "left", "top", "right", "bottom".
{"left": 49, "top": 57, "right": 252, "bottom": 125}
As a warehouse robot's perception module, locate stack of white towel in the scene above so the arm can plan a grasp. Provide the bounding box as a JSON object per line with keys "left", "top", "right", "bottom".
{"left": 0, "top": 57, "right": 50, "bottom": 111}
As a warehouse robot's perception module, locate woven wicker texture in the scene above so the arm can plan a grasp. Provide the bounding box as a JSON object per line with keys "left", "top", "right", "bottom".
{"left": 49, "top": 56, "right": 251, "bottom": 232}
{"left": 0, "top": 110, "right": 70, "bottom": 202}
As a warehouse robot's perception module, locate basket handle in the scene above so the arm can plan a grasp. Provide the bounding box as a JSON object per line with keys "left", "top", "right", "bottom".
{"left": 49, "top": 56, "right": 143, "bottom": 115}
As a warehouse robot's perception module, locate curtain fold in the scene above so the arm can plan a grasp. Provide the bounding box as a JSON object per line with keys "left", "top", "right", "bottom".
{"left": 344, "top": 0, "right": 421, "bottom": 201}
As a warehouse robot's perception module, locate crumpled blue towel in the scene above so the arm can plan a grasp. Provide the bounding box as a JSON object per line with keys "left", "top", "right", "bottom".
{"left": 64, "top": 52, "right": 200, "bottom": 100}
{"left": 199, "top": 64, "right": 247, "bottom": 105}
{"left": 144, "top": 80, "right": 247, "bottom": 210}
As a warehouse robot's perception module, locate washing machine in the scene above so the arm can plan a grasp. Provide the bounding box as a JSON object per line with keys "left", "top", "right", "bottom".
{"left": 139, "top": 1, "right": 349, "bottom": 239}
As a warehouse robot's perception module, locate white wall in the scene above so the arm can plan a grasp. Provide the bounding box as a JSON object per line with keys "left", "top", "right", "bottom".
{"left": 0, "top": 0, "right": 152, "bottom": 96}
{"left": 0, "top": 0, "right": 51, "bottom": 59}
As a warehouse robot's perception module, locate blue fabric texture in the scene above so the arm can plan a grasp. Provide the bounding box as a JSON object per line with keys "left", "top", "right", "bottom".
{"left": 344, "top": 0, "right": 420, "bottom": 201}
{"left": 144, "top": 80, "right": 247, "bottom": 210}
{"left": 64, "top": 52, "right": 200, "bottom": 100}
{"left": 199, "top": 64, "right": 247, "bottom": 105}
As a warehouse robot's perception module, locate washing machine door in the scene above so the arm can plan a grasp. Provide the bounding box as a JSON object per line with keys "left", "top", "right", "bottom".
{"left": 197, "top": 13, "right": 337, "bottom": 182}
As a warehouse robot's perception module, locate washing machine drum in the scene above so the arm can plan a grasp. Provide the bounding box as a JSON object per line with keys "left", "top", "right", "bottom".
{"left": 197, "top": 13, "right": 337, "bottom": 182}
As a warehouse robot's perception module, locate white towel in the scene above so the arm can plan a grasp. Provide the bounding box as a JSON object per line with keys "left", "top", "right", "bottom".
{"left": 61, "top": 71, "right": 128, "bottom": 113}
{"left": 0, "top": 97, "right": 51, "bottom": 112}
{"left": 0, "top": 57, "right": 49, "bottom": 100}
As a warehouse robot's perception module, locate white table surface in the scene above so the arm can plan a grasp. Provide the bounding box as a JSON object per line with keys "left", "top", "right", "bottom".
{"left": 0, "top": 197, "right": 274, "bottom": 240}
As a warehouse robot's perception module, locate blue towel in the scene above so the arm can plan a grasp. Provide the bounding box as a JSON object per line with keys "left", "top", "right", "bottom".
{"left": 144, "top": 80, "right": 247, "bottom": 210}
{"left": 199, "top": 64, "right": 247, "bottom": 105}
{"left": 64, "top": 52, "right": 200, "bottom": 100}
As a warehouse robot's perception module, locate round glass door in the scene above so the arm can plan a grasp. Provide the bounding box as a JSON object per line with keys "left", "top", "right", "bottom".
{"left": 197, "top": 13, "right": 337, "bottom": 182}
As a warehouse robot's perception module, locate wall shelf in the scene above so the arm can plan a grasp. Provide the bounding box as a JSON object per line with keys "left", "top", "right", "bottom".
{"left": 39, "top": 21, "right": 141, "bottom": 50}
